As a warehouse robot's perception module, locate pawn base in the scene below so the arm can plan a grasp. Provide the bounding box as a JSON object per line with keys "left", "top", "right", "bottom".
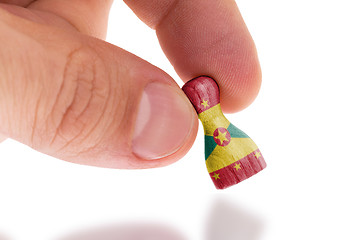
{"left": 209, "top": 149, "right": 266, "bottom": 189}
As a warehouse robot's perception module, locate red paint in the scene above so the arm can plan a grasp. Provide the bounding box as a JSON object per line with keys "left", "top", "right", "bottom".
{"left": 182, "top": 76, "right": 220, "bottom": 114}
{"left": 209, "top": 149, "right": 266, "bottom": 189}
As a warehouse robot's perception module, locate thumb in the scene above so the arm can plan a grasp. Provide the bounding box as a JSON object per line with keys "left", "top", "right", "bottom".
{"left": 0, "top": 10, "right": 197, "bottom": 168}
{"left": 0, "top": 133, "right": 6, "bottom": 143}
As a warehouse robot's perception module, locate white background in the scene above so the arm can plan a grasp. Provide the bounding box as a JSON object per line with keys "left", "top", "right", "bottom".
{"left": 1, "top": 0, "right": 341, "bottom": 239}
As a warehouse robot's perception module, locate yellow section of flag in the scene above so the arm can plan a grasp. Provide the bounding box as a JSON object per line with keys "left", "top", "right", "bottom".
{"left": 206, "top": 138, "right": 258, "bottom": 173}
{"left": 198, "top": 104, "right": 230, "bottom": 136}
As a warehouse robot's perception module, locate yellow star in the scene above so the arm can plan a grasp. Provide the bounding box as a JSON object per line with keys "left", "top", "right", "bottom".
{"left": 233, "top": 163, "right": 241, "bottom": 171}
{"left": 215, "top": 130, "right": 228, "bottom": 145}
{"left": 213, "top": 173, "right": 220, "bottom": 180}
{"left": 201, "top": 99, "right": 209, "bottom": 108}
{"left": 254, "top": 151, "right": 261, "bottom": 159}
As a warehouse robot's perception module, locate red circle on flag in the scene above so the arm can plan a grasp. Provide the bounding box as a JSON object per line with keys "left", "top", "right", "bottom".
{"left": 213, "top": 127, "right": 231, "bottom": 146}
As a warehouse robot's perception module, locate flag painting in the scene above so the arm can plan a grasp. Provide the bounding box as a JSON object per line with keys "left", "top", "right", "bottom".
{"left": 182, "top": 76, "right": 266, "bottom": 189}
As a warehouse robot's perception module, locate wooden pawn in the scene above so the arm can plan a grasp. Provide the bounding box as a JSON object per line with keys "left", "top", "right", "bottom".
{"left": 182, "top": 76, "right": 266, "bottom": 189}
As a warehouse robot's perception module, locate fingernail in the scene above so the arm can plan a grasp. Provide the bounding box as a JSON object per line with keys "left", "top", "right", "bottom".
{"left": 132, "top": 82, "right": 195, "bottom": 160}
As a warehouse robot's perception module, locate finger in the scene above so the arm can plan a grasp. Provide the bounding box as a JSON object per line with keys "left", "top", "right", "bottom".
{"left": 0, "top": 0, "right": 34, "bottom": 6}
{"left": 27, "top": 0, "right": 114, "bottom": 39}
{"left": 124, "top": 0, "right": 262, "bottom": 113}
{"left": 0, "top": 133, "right": 7, "bottom": 143}
{"left": 0, "top": 9, "right": 197, "bottom": 168}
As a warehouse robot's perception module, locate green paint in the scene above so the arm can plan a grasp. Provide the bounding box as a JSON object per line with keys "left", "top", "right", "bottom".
{"left": 227, "top": 123, "right": 249, "bottom": 138}
{"left": 205, "top": 135, "right": 217, "bottom": 160}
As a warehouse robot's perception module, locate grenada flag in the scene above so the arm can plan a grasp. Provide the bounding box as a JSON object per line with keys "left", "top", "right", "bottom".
{"left": 199, "top": 103, "right": 266, "bottom": 189}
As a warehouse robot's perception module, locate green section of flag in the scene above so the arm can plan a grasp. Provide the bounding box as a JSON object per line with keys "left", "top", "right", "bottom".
{"left": 227, "top": 123, "right": 249, "bottom": 138}
{"left": 204, "top": 135, "right": 217, "bottom": 160}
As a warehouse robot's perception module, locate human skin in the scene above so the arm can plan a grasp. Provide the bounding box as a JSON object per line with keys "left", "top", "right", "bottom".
{"left": 0, "top": 0, "right": 261, "bottom": 169}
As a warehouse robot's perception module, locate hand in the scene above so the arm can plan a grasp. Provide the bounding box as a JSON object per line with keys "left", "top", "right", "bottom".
{"left": 0, "top": 0, "right": 261, "bottom": 168}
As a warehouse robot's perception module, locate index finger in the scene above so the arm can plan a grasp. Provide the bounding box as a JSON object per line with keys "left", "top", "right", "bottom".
{"left": 124, "top": 0, "right": 261, "bottom": 113}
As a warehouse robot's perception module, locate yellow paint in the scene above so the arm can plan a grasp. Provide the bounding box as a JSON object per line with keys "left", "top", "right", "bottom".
{"left": 206, "top": 138, "right": 258, "bottom": 173}
{"left": 213, "top": 173, "right": 220, "bottom": 180}
{"left": 201, "top": 99, "right": 209, "bottom": 108}
{"left": 215, "top": 129, "right": 228, "bottom": 145}
{"left": 233, "top": 163, "right": 242, "bottom": 171}
{"left": 254, "top": 151, "right": 261, "bottom": 159}
{"left": 198, "top": 104, "right": 230, "bottom": 136}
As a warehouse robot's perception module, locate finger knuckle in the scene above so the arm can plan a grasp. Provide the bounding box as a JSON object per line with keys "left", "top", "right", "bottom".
{"left": 48, "top": 46, "right": 111, "bottom": 154}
